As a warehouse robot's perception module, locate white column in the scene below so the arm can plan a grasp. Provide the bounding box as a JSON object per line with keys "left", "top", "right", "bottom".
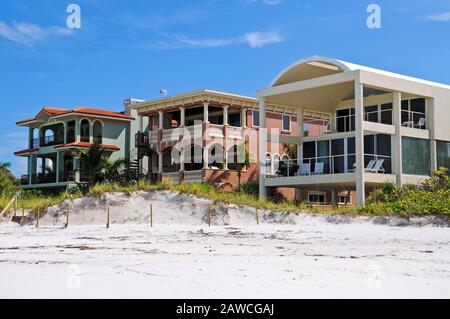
{"left": 63, "top": 123, "right": 67, "bottom": 144}
{"left": 203, "top": 102, "right": 209, "bottom": 123}
{"left": 75, "top": 120, "right": 81, "bottom": 142}
{"left": 28, "top": 155, "right": 33, "bottom": 185}
{"left": 74, "top": 156, "right": 80, "bottom": 183}
{"left": 241, "top": 108, "right": 247, "bottom": 128}
{"left": 355, "top": 81, "right": 365, "bottom": 207}
{"left": 158, "top": 111, "right": 164, "bottom": 130}
{"left": 393, "top": 91, "right": 403, "bottom": 185}
{"left": 428, "top": 98, "right": 437, "bottom": 172}
{"left": 89, "top": 124, "right": 94, "bottom": 144}
{"left": 203, "top": 147, "right": 209, "bottom": 169}
{"left": 180, "top": 107, "right": 186, "bottom": 127}
{"left": 180, "top": 148, "right": 185, "bottom": 172}
{"left": 223, "top": 106, "right": 229, "bottom": 126}
{"left": 258, "top": 98, "right": 267, "bottom": 200}
{"left": 296, "top": 107, "right": 304, "bottom": 163}
{"left": 139, "top": 115, "right": 144, "bottom": 132}
{"left": 56, "top": 152, "right": 61, "bottom": 183}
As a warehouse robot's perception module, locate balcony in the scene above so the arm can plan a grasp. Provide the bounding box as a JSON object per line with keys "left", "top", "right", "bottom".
{"left": 40, "top": 135, "right": 64, "bottom": 147}
{"left": 270, "top": 154, "right": 392, "bottom": 178}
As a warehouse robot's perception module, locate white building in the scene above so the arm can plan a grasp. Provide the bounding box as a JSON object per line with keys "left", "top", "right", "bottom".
{"left": 257, "top": 57, "right": 450, "bottom": 206}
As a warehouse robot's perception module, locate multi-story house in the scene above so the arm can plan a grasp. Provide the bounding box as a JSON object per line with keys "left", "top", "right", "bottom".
{"left": 15, "top": 107, "right": 134, "bottom": 190}
{"left": 257, "top": 56, "right": 450, "bottom": 206}
{"left": 127, "top": 90, "right": 301, "bottom": 192}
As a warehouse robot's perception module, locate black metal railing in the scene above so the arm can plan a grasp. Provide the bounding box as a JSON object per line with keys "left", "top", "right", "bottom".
{"left": 135, "top": 132, "right": 149, "bottom": 148}
{"left": 40, "top": 135, "right": 64, "bottom": 147}
{"left": 59, "top": 171, "right": 75, "bottom": 182}
{"left": 20, "top": 175, "right": 30, "bottom": 185}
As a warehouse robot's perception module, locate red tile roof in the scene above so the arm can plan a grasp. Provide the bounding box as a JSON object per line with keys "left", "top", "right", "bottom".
{"left": 17, "top": 106, "right": 133, "bottom": 125}
{"left": 14, "top": 148, "right": 38, "bottom": 156}
{"left": 55, "top": 142, "right": 120, "bottom": 151}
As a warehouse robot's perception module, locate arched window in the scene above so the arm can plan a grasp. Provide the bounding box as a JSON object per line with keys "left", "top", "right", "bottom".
{"left": 43, "top": 128, "right": 55, "bottom": 145}
{"left": 93, "top": 121, "right": 103, "bottom": 144}
{"left": 80, "top": 119, "right": 90, "bottom": 142}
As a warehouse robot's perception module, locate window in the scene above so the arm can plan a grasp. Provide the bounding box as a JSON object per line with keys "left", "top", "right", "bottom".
{"left": 401, "top": 98, "right": 426, "bottom": 128}
{"left": 437, "top": 141, "right": 450, "bottom": 170}
{"left": 308, "top": 192, "right": 326, "bottom": 204}
{"left": 380, "top": 103, "right": 393, "bottom": 124}
{"left": 80, "top": 119, "right": 90, "bottom": 143}
{"left": 336, "top": 108, "right": 355, "bottom": 132}
{"left": 93, "top": 121, "right": 103, "bottom": 144}
{"left": 402, "top": 137, "right": 430, "bottom": 176}
{"left": 282, "top": 115, "right": 291, "bottom": 132}
{"left": 252, "top": 110, "right": 260, "bottom": 127}
{"left": 338, "top": 195, "right": 351, "bottom": 204}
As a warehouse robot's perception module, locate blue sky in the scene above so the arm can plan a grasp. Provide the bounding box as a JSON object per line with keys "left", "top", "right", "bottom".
{"left": 0, "top": 0, "right": 449, "bottom": 176}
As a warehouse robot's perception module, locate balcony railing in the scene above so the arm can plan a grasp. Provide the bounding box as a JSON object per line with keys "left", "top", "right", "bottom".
{"left": 269, "top": 154, "right": 392, "bottom": 177}
{"left": 59, "top": 171, "right": 75, "bottom": 183}
{"left": 20, "top": 175, "right": 29, "bottom": 185}
{"left": 135, "top": 132, "right": 149, "bottom": 148}
{"left": 227, "top": 126, "right": 244, "bottom": 140}
{"left": 401, "top": 110, "right": 427, "bottom": 129}
{"left": 40, "top": 135, "right": 64, "bottom": 147}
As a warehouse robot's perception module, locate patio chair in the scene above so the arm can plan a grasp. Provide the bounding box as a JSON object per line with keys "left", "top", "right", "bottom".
{"left": 296, "top": 163, "right": 311, "bottom": 176}
{"left": 364, "top": 160, "right": 377, "bottom": 172}
{"left": 414, "top": 118, "right": 426, "bottom": 129}
{"left": 311, "top": 162, "right": 324, "bottom": 175}
{"left": 371, "top": 159, "right": 386, "bottom": 174}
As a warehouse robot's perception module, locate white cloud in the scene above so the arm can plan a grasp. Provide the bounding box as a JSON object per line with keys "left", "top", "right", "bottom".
{"left": 426, "top": 12, "right": 450, "bottom": 22}
{"left": 155, "top": 31, "right": 284, "bottom": 49}
{"left": 0, "top": 21, "right": 73, "bottom": 46}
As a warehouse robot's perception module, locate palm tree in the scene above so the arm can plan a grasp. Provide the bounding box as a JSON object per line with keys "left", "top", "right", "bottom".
{"left": 76, "top": 143, "right": 108, "bottom": 187}
{"left": 104, "top": 158, "right": 126, "bottom": 182}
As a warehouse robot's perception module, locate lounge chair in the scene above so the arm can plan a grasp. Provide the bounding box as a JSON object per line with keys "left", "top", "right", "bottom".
{"left": 311, "top": 162, "right": 324, "bottom": 175}
{"left": 297, "top": 163, "right": 311, "bottom": 176}
{"left": 364, "top": 160, "right": 377, "bottom": 172}
{"left": 371, "top": 159, "right": 385, "bottom": 173}
{"left": 414, "top": 118, "right": 426, "bottom": 129}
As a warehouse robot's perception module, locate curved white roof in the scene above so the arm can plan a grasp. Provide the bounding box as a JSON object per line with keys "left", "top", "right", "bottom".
{"left": 270, "top": 56, "right": 450, "bottom": 90}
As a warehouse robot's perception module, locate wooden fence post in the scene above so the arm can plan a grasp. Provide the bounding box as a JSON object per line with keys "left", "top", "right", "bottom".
{"left": 106, "top": 202, "right": 110, "bottom": 229}
{"left": 36, "top": 208, "right": 40, "bottom": 228}
{"left": 65, "top": 206, "right": 70, "bottom": 229}
{"left": 150, "top": 204, "right": 153, "bottom": 227}
{"left": 256, "top": 207, "right": 259, "bottom": 225}
{"left": 20, "top": 208, "right": 25, "bottom": 226}
{"left": 208, "top": 208, "right": 211, "bottom": 227}
{"left": 14, "top": 197, "right": 17, "bottom": 218}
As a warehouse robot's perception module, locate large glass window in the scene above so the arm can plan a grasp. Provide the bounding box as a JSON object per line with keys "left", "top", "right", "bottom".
{"left": 317, "top": 140, "right": 330, "bottom": 174}
{"left": 437, "top": 141, "right": 450, "bottom": 170}
{"left": 402, "top": 137, "right": 430, "bottom": 176}
{"left": 336, "top": 108, "right": 355, "bottom": 132}
{"left": 364, "top": 105, "right": 378, "bottom": 123}
{"left": 93, "top": 121, "right": 103, "bottom": 144}
{"left": 380, "top": 103, "right": 393, "bottom": 124}
{"left": 401, "top": 98, "right": 426, "bottom": 129}
{"left": 80, "top": 119, "right": 90, "bottom": 143}
{"left": 252, "top": 111, "right": 260, "bottom": 127}
{"left": 331, "top": 139, "right": 345, "bottom": 173}
{"left": 282, "top": 115, "right": 291, "bottom": 132}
